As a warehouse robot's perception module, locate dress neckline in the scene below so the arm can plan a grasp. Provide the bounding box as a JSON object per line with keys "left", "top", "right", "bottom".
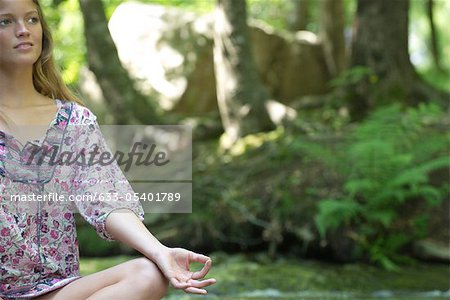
{"left": 0, "top": 100, "right": 73, "bottom": 182}
{"left": 0, "top": 99, "right": 66, "bottom": 152}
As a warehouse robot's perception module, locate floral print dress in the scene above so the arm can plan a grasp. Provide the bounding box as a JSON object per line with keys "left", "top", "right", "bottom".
{"left": 0, "top": 99, "right": 144, "bottom": 299}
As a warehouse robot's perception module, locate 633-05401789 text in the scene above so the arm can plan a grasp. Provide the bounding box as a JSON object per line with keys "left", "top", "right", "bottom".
{"left": 8, "top": 192, "right": 182, "bottom": 202}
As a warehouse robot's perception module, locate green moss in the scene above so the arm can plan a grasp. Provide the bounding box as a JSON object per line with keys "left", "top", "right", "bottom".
{"left": 80, "top": 254, "right": 449, "bottom": 299}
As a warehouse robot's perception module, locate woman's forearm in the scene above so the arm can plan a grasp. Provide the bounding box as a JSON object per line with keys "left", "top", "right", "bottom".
{"left": 105, "top": 208, "right": 168, "bottom": 261}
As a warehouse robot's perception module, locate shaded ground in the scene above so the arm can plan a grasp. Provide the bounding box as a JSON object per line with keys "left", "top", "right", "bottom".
{"left": 80, "top": 253, "right": 449, "bottom": 300}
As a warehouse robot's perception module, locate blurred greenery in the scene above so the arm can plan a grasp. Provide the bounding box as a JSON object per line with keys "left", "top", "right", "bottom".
{"left": 76, "top": 217, "right": 123, "bottom": 256}
{"left": 76, "top": 102, "right": 448, "bottom": 269}
{"left": 41, "top": 0, "right": 449, "bottom": 89}
{"left": 177, "top": 102, "right": 448, "bottom": 268}
{"left": 312, "top": 103, "right": 449, "bottom": 269}
{"left": 44, "top": 0, "right": 449, "bottom": 269}
{"left": 41, "top": 0, "right": 84, "bottom": 85}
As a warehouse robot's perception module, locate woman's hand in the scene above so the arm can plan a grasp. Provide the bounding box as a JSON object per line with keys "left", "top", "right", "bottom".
{"left": 154, "top": 247, "right": 216, "bottom": 295}
{"left": 105, "top": 210, "right": 216, "bottom": 294}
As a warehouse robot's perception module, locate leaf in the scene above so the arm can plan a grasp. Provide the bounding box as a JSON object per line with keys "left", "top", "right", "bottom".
{"left": 344, "top": 178, "right": 375, "bottom": 196}
{"left": 315, "top": 199, "right": 362, "bottom": 238}
{"left": 419, "top": 186, "right": 444, "bottom": 206}
{"left": 365, "top": 210, "right": 396, "bottom": 228}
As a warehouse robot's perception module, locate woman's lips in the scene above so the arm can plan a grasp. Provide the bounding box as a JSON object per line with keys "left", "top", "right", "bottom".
{"left": 14, "top": 42, "right": 33, "bottom": 50}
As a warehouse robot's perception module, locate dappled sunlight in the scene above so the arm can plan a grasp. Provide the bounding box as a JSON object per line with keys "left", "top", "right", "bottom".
{"left": 265, "top": 100, "right": 297, "bottom": 125}
{"left": 108, "top": 3, "right": 190, "bottom": 109}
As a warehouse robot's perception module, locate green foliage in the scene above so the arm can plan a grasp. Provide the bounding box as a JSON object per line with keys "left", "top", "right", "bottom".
{"left": 329, "top": 66, "right": 376, "bottom": 88}
{"left": 315, "top": 199, "right": 362, "bottom": 239}
{"left": 41, "top": 0, "right": 85, "bottom": 85}
{"left": 187, "top": 102, "right": 448, "bottom": 267}
{"left": 248, "top": 0, "right": 294, "bottom": 30}
{"left": 76, "top": 222, "right": 121, "bottom": 256}
{"left": 312, "top": 103, "right": 449, "bottom": 269}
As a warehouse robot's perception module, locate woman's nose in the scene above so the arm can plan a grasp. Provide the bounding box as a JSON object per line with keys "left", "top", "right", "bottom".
{"left": 16, "top": 22, "right": 31, "bottom": 37}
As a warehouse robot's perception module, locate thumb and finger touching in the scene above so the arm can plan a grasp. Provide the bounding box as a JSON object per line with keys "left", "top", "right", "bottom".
{"left": 168, "top": 250, "right": 216, "bottom": 294}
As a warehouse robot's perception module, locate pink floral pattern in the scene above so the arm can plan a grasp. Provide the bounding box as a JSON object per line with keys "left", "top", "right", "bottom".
{"left": 0, "top": 100, "right": 144, "bottom": 299}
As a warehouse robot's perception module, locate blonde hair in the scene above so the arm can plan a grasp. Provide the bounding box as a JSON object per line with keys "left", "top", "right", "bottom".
{"left": 33, "top": 0, "right": 85, "bottom": 106}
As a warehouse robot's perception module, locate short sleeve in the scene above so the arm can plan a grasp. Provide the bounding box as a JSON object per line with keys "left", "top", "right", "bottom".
{"left": 70, "top": 109, "right": 145, "bottom": 241}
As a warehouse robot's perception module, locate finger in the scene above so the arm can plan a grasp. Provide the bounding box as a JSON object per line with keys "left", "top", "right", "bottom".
{"left": 188, "top": 278, "right": 217, "bottom": 288}
{"left": 184, "top": 286, "right": 208, "bottom": 295}
{"left": 169, "top": 277, "right": 189, "bottom": 290}
{"left": 191, "top": 259, "right": 212, "bottom": 279}
{"left": 189, "top": 251, "right": 211, "bottom": 264}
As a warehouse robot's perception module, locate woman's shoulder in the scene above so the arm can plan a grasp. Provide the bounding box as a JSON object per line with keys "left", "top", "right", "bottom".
{"left": 58, "top": 99, "right": 98, "bottom": 125}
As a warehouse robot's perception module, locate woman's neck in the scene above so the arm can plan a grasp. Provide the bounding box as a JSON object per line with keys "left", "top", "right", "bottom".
{"left": 0, "top": 67, "right": 42, "bottom": 108}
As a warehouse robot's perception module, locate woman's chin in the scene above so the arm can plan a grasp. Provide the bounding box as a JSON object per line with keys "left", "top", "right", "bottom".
{"left": 6, "top": 57, "right": 40, "bottom": 67}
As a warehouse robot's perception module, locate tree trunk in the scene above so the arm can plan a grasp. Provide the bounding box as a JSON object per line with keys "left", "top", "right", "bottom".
{"left": 289, "top": 0, "right": 309, "bottom": 31}
{"left": 320, "top": 0, "right": 346, "bottom": 77}
{"left": 349, "top": 0, "right": 447, "bottom": 120}
{"left": 426, "top": 0, "right": 444, "bottom": 73}
{"left": 213, "top": 0, "right": 275, "bottom": 145}
{"left": 78, "top": 0, "right": 160, "bottom": 124}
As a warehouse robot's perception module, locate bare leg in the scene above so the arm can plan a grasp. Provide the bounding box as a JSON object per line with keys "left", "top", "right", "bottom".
{"left": 34, "top": 257, "right": 168, "bottom": 300}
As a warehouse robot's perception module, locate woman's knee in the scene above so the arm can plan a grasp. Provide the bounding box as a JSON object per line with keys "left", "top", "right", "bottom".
{"left": 125, "top": 257, "right": 169, "bottom": 299}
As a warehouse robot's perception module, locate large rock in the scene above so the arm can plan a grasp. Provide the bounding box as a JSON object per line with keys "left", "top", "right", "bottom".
{"left": 413, "top": 239, "right": 450, "bottom": 263}
{"left": 80, "top": 2, "right": 330, "bottom": 116}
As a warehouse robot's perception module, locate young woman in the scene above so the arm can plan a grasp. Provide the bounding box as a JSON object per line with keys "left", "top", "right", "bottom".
{"left": 0, "top": 0, "right": 216, "bottom": 299}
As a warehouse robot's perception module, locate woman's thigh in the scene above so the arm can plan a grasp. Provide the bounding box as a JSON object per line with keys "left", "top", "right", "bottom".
{"left": 34, "top": 257, "right": 161, "bottom": 300}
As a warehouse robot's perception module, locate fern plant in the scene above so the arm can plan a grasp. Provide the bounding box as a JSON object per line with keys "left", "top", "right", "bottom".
{"left": 310, "top": 103, "right": 449, "bottom": 269}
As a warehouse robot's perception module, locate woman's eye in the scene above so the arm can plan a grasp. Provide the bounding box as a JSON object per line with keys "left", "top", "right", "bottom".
{"left": 0, "top": 18, "right": 12, "bottom": 27}
{"left": 27, "top": 16, "right": 40, "bottom": 25}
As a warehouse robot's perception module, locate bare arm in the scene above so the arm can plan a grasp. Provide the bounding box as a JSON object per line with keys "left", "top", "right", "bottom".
{"left": 105, "top": 208, "right": 216, "bottom": 294}
{"left": 105, "top": 208, "right": 167, "bottom": 260}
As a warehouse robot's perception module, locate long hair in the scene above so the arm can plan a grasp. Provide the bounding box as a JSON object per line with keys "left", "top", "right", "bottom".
{"left": 33, "top": 0, "right": 84, "bottom": 106}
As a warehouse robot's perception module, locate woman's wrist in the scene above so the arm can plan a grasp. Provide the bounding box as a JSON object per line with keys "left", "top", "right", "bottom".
{"left": 105, "top": 209, "right": 169, "bottom": 261}
{"left": 144, "top": 243, "right": 170, "bottom": 261}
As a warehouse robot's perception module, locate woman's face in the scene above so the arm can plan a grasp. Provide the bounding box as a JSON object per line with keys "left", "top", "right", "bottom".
{"left": 0, "top": 0, "right": 43, "bottom": 69}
